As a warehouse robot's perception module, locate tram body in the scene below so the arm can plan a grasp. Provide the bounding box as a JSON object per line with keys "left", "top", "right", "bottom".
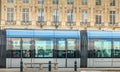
{"left": 87, "top": 31, "right": 120, "bottom": 68}
{"left": 0, "top": 29, "right": 120, "bottom": 68}
{"left": 6, "top": 29, "right": 80, "bottom": 68}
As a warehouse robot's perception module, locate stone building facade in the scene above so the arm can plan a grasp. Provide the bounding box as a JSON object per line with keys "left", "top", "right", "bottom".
{"left": 0, "top": 0, "right": 120, "bottom": 30}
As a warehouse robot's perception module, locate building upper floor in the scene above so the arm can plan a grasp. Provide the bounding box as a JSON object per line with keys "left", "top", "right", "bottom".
{"left": 1, "top": 0, "right": 120, "bottom": 30}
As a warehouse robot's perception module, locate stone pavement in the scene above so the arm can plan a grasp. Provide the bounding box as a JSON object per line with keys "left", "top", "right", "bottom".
{"left": 0, "top": 68, "right": 120, "bottom": 72}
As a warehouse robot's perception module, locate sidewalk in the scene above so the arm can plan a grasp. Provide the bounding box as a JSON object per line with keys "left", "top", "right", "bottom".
{"left": 0, "top": 68, "right": 120, "bottom": 72}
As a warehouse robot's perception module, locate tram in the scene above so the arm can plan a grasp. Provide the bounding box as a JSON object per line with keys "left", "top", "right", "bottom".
{"left": 0, "top": 29, "right": 120, "bottom": 68}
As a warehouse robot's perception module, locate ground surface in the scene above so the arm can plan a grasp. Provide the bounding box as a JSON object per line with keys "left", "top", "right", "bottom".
{"left": 0, "top": 68, "right": 120, "bottom": 72}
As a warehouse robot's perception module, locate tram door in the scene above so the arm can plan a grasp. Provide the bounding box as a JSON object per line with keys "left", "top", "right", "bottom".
{"left": 57, "top": 39, "right": 78, "bottom": 68}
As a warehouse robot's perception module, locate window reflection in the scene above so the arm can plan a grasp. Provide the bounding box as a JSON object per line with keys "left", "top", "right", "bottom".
{"left": 35, "top": 39, "right": 53, "bottom": 58}
{"left": 67, "top": 39, "right": 76, "bottom": 58}
{"left": 57, "top": 40, "right": 66, "bottom": 58}
{"left": 6, "top": 38, "right": 21, "bottom": 58}
{"left": 88, "top": 39, "right": 111, "bottom": 58}
{"left": 22, "top": 38, "right": 32, "bottom": 58}
{"left": 6, "top": 38, "right": 78, "bottom": 58}
{"left": 113, "top": 41, "right": 120, "bottom": 57}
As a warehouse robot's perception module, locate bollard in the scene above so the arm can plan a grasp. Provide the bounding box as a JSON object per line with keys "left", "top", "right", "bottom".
{"left": 74, "top": 61, "right": 77, "bottom": 71}
{"left": 48, "top": 61, "right": 51, "bottom": 71}
{"left": 20, "top": 61, "right": 23, "bottom": 72}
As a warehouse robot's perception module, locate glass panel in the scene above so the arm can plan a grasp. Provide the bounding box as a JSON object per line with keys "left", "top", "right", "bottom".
{"left": 53, "top": 9, "right": 59, "bottom": 22}
{"left": 67, "top": 10, "right": 73, "bottom": 23}
{"left": 113, "top": 40, "right": 120, "bottom": 57}
{"left": 110, "top": 11, "right": 116, "bottom": 24}
{"left": 96, "top": 0, "right": 101, "bottom": 5}
{"left": 53, "top": 0, "right": 58, "bottom": 4}
{"left": 38, "top": 0, "right": 44, "bottom": 4}
{"left": 82, "top": 0, "right": 87, "bottom": 5}
{"left": 7, "top": 0, "right": 13, "bottom": 3}
{"left": 82, "top": 10, "right": 88, "bottom": 23}
{"left": 35, "top": 39, "right": 54, "bottom": 58}
{"left": 7, "top": 8, "right": 14, "bottom": 22}
{"left": 38, "top": 9, "right": 44, "bottom": 22}
{"left": 57, "top": 40, "right": 66, "bottom": 58}
{"left": 23, "top": 0, "right": 29, "bottom": 3}
{"left": 67, "top": 0, "right": 73, "bottom": 4}
{"left": 6, "top": 38, "right": 21, "bottom": 58}
{"left": 94, "top": 40, "right": 111, "bottom": 58}
{"left": 22, "top": 8, "right": 29, "bottom": 22}
{"left": 110, "top": 0, "right": 115, "bottom": 6}
{"left": 67, "top": 39, "right": 76, "bottom": 58}
{"left": 22, "top": 38, "right": 32, "bottom": 58}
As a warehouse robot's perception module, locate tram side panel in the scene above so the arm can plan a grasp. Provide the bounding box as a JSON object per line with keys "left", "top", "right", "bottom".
{"left": 0, "top": 30, "right": 6, "bottom": 68}
{"left": 87, "top": 31, "right": 120, "bottom": 68}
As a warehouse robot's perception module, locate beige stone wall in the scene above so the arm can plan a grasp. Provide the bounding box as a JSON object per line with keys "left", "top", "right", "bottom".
{"left": 1, "top": 0, "right": 120, "bottom": 30}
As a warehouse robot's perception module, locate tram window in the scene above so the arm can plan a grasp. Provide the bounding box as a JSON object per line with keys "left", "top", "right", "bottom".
{"left": 6, "top": 38, "right": 21, "bottom": 58}
{"left": 88, "top": 39, "right": 112, "bottom": 58}
{"left": 113, "top": 41, "right": 120, "bottom": 58}
{"left": 35, "top": 39, "right": 53, "bottom": 58}
{"left": 67, "top": 39, "right": 76, "bottom": 58}
{"left": 57, "top": 40, "right": 66, "bottom": 58}
{"left": 94, "top": 40, "right": 111, "bottom": 58}
{"left": 22, "top": 38, "right": 32, "bottom": 58}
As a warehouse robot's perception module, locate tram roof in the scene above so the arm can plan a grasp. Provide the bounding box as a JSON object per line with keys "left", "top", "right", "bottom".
{"left": 6, "top": 29, "right": 80, "bottom": 39}
{"left": 87, "top": 30, "right": 120, "bottom": 38}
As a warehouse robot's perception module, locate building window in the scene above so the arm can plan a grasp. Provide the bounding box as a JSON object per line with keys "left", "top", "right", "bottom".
{"left": 23, "top": 0, "right": 29, "bottom": 3}
{"left": 22, "top": 8, "right": 29, "bottom": 22}
{"left": 67, "top": 10, "right": 73, "bottom": 23}
{"left": 82, "top": 10, "right": 88, "bottom": 24}
{"left": 110, "top": 0, "right": 115, "bottom": 6}
{"left": 53, "top": 9, "right": 59, "bottom": 23}
{"left": 38, "top": 0, "right": 44, "bottom": 4}
{"left": 82, "top": 0, "right": 87, "bottom": 5}
{"left": 53, "top": 0, "right": 58, "bottom": 4}
{"left": 96, "top": 11, "right": 102, "bottom": 24}
{"left": 96, "top": 0, "right": 101, "bottom": 5}
{"left": 110, "top": 11, "right": 115, "bottom": 24}
{"left": 67, "top": 0, "right": 73, "bottom": 4}
{"left": 7, "top": 8, "right": 14, "bottom": 22}
{"left": 7, "top": 0, "right": 14, "bottom": 3}
{"left": 38, "top": 9, "right": 44, "bottom": 22}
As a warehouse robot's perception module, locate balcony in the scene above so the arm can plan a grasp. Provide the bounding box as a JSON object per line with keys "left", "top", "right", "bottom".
{"left": 36, "top": 21, "right": 46, "bottom": 28}
{"left": 66, "top": 21, "right": 76, "bottom": 26}
{"left": 80, "top": 22, "right": 90, "bottom": 27}
{"left": 21, "top": 21, "right": 31, "bottom": 25}
{"left": 52, "top": 21, "right": 61, "bottom": 28}
{"left": 95, "top": 22, "right": 104, "bottom": 27}
{"left": 109, "top": 22, "right": 118, "bottom": 27}
{"left": 5, "top": 21, "right": 16, "bottom": 25}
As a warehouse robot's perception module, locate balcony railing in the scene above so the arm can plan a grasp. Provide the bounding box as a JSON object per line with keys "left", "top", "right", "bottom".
{"left": 21, "top": 21, "right": 31, "bottom": 25}
{"left": 52, "top": 21, "right": 61, "bottom": 28}
{"left": 80, "top": 22, "right": 90, "bottom": 27}
{"left": 36, "top": 21, "right": 46, "bottom": 28}
{"left": 66, "top": 21, "right": 76, "bottom": 26}
{"left": 109, "top": 22, "right": 118, "bottom": 27}
{"left": 95, "top": 22, "right": 104, "bottom": 27}
{"left": 5, "top": 21, "right": 16, "bottom": 25}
